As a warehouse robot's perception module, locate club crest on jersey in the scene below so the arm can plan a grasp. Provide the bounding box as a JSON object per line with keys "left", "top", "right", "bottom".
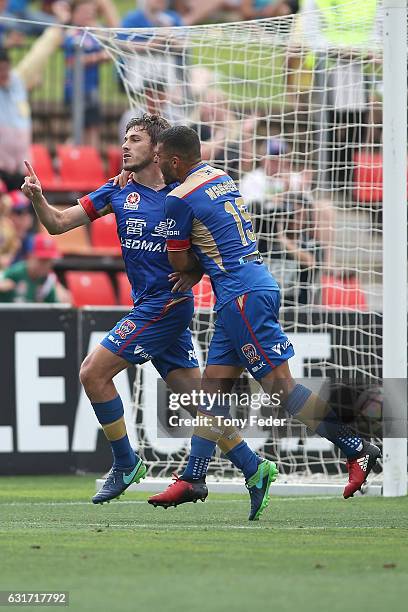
{"left": 116, "top": 319, "right": 136, "bottom": 339}
{"left": 124, "top": 192, "right": 141, "bottom": 210}
{"left": 241, "top": 343, "right": 260, "bottom": 364}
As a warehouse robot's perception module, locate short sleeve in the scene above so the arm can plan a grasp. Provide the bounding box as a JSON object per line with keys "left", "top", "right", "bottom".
{"left": 165, "top": 195, "right": 194, "bottom": 251}
{"left": 78, "top": 180, "right": 118, "bottom": 222}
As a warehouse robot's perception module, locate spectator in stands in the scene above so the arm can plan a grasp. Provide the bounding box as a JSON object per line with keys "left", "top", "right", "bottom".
{"left": 0, "top": 179, "right": 19, "bottom": 269}
{"left": 272, "top": 192, "right": 323, "bottom": 306}
{"left": 300, "top": 0, "right": 379, "bottom": 189}
{"left": 122, "top": 0, "right": 184, "bottom": 29}
{"left": 0, "top": 47, "right": 31, "bottom": 191}
{"left": 0, "top": 26, "right": 64, "bottom": 190}
{"left": 119, "top": 1, "right": 187, "bottom": 115}
{"left": 0, "top": 0, "right": 27, "bottom": 47}
{"left": 0, "top": 233, "right": 71, "bottom": 303}
{"left": 8, "top": 190, "right": 34, "bottom": 263}
{"left": 63, "top": 0, "right": 110, "bottom": 148}
{"left": 5, "top": 0, "right": 62, "bottom": 35}
{"left": 92, "top": 0, "right": 119, "bottom": 27}
{"left": 240, "top": 136, "right": 294, "bottom": 203}
{"left": 118, "top": 79, "right": 186, "bottom": 141}
{"left": 169, "top": 0, "right": 243, "bottom": 25}
{"left": 240, "top": 136, "right": 335, "bottom": 267}
{"left": 189, "top": 88, "right": 240, "bottom": 178}
{"left": 42, "top": 0, "right": 62, "bottom": 14}
{"left": 241, "top": 0, "right": 298, "bottom": 20}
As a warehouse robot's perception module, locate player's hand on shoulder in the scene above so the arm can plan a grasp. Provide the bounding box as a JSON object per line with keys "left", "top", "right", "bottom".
{"left": 169, "top": 270, "right": 203, "bottom": 293}
{"left": 112, "top": 170, "right": 133, "bottom": 189}
{"left": 21, "top": 161, "right": 42, "bottom": 201}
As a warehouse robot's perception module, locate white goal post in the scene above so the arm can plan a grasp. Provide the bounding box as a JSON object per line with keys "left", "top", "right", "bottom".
{"left": 89, "top": 0, "right": 407, "bottom": 496}
{"left": 381, "top": 0, "right": 407, "bottom": 497}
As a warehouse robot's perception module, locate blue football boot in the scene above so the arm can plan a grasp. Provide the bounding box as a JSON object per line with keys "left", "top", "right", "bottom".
{"left": 92, "top": 456, "right": 147, "bottom": 504}
{"left": 246, "top": 459, "right": 278, "bottom": 521}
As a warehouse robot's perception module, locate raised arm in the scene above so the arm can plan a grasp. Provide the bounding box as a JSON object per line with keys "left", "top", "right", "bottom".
{"left": 16, "top": 26, "right": 64, "bottom": 92}
{"left": 21, "top": 161, "right": 109, "bottom": 235}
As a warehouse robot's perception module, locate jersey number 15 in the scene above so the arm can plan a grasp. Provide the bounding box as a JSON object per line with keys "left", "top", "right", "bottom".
{"left": 224, "top": 197, "right": 256, "bottom": 246}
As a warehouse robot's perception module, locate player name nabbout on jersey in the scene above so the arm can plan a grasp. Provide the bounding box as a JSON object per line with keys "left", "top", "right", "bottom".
{"left": 168, "top": 415, "right": 287, "bottom": 429}
{"left": 205, "top": 179, "right": 238, "bottom": 200}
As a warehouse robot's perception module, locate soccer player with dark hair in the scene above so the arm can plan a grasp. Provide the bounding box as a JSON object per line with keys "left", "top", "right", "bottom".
{"left": 21, "top": 114, "right": 264, "bottom": 510}
{"left": 149, "top": 125, "right": 381, "bottom": 513}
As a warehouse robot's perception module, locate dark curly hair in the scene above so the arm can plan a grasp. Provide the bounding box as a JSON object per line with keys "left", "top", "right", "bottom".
{"left": 125, "top": 114, "right": 171, "bottom": 146}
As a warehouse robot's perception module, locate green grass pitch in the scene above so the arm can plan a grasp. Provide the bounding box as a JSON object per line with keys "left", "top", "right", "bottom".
{"left": 1, "top": 476, "right": 407, "bottom": 612}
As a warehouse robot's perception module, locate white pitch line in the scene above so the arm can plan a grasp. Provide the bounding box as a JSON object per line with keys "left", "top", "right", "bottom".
{"left": 0, "top": 500, "right": 146, "bottom": 507}
{"left": 83, "top": 523, "right": 383, "bottom": 531}
{"left": 0, "top": 496, "right": 338, "bottom": 507}
{"left": 0, "top": 500, "right": 236, "bottom": 507}
{"left": 0, "top": 521, "right": 392, "bottom": 531}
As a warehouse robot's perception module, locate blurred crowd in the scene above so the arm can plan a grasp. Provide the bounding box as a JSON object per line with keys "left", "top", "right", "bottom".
{"left": 0, "top": 178, "right": 71, "bottom": 303}
{"left": 1, "top": 1, "right": 300, "bottom": 47}
{"left": 0, "top": 1, "right": 381, "bottom": 307}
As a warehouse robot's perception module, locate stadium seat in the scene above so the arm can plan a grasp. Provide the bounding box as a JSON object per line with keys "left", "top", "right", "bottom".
{"left": 353, "top": 151, "right": 383, "bottom": 203}
{"left": 193, "top": 275, "right": 215, "bottom": 311}
{"left": 56, "top": 145, "right": 107, "bottom": 192}
{"left": 354, "top": 151, "right": 408, "bottom": 203}
{"left": 30, "top": 144, "right": 60, "bottom": 191}
{"left": 65, "top": 271, "right": 116, "bottom": 307}
{"left": 107, "top": 146, "right": 122, "bottom": 180}
{"left": 117, "top": 272, "right": 133, "bottom": 306}
{"left": 320, "top": 274, "right": 368, "bottom": 311}
{"left": 40, "top": 221, "right": 92, "bottom": 255}
{"left": 90, "top": 214, "right": 121, "bottom": 255}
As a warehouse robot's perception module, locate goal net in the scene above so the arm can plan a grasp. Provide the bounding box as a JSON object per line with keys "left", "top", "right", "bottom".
{"left": 91, "top": 0, "right": 386, "bottom": 488}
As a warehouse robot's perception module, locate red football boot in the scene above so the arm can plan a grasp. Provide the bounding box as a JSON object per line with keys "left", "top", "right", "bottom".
{"left": 343, "top": 442, "right": 381, "bottom": 499}
{"left": 148, "top": 473, "right": 208, "bottom": 509}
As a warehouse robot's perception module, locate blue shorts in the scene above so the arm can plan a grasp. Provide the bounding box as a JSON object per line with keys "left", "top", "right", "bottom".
{"left": 101, "top": 296, "right": 199, "bottom": 379}
{"left": 207, "top": 290, "right": 294, "bottom": 380}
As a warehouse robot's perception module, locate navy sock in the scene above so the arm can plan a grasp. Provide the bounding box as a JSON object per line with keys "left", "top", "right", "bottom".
{"left": 91, "top": 395, "right": 137, "bottom": 470}
{"left": 182, "top": 435, "right": 215, "bottom": 481}
{"left": 226, "top": 441, "right": 261, "bottom": 480}
{"left": 109, "top": 435, "right": 137, "bottom": 471}
{"left": 316, "top": 416, "right": 363, "bottom": 458}
{"left": 286, "top": 384, "right": 363, "bottom": 459}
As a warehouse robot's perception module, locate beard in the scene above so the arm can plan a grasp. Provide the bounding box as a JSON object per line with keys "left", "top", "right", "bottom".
{"left": 124, "top": 156, "right": 154, "bottom": 173}
{"left": 160, "top": 164, "right": 177, "bottom": 185}
{"left": 162, "top": 173, "right": 174, "bottom": 185}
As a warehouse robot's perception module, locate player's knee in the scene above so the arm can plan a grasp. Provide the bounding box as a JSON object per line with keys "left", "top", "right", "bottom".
{"left": 79, "top": 356, "right": 98, "bottom": 394}
{"left": 261, "top": 361, "right": 295, "bottom": 399}
{"left": 80, "top": 352, "right": 114, "bottom": 397}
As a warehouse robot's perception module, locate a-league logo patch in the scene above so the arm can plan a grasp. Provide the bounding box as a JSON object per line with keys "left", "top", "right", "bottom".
{"left": 241, "top": 343, "right": 260, "bottom": 364}
{"left": 116, "top": 319, "right": 136, "bottom": 339}
{"left": 124, "top": 192, "right": 141, "bottom": 210}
